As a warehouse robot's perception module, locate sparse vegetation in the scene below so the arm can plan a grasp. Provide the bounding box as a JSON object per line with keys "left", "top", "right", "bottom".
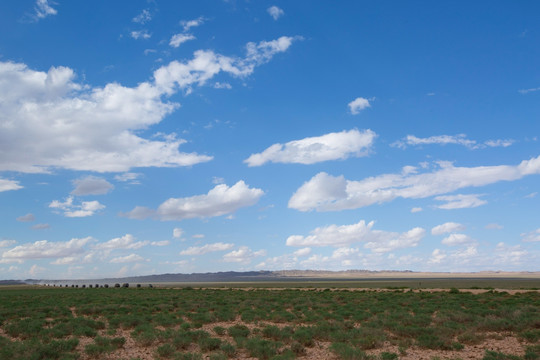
{"left": 0, "top": 285, "right": 538, "bottom": 359}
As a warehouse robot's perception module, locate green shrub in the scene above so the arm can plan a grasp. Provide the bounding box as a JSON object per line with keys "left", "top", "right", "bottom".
{"left": 228, "top": 324, "right": 250, "bottom": 338}
{"left": 199, "top": 337, "right": 222, "bottom": 352}
{"left": 156, "top": 343, "right": 175, "bottom": 358}
{"left": 245, "top": 337, "right": 280, "bottom": 359}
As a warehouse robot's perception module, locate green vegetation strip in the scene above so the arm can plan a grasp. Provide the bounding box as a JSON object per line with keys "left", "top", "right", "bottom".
{"left": 0, "top": 287, "right": 538, "bottom": 360}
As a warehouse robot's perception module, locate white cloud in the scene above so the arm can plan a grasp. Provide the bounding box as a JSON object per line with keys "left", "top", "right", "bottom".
{"left": 213, "top": 82, "right": 232, "bottom": 89}
{"left": 223, "top": 246, "right": 266, "bottom": 263}
{"left": 131, "top": 30, "right": 151, "bottom": 40}
{"left": 1, "top": 38, "right": 297, "bottom": 173}
{"left": 0, "top": 240, "right": 16, "bottom": 248}
{"left": 293, "top": 248, "right": 311, "bottom": 257}
{"left": 2, "top": 237, "right": 93, "bottom": 260}
{"left": 289, "top": 155, "right": 540, "bottom": 212}
{"left": 393, "top": 134, "right": 514, "bottom": 150}
{"left": 428, "top": 249, "right": 446, "bottom": 264}
{"left": 32, "top": 223, "right": 50, "bottom": 230}
{"left": 411, "top": 207, "right": 423, "bottom": 213}
{"left": 525, "top": 192, "right": 537, "bottom": 199}
{"left": 441, "top": 233, "right": 474, "bottom": 246}
{"left": 94, "top": 234, "right": 149, "bottom": 250}
{"left": 133, "top": 9, "right": 152, "bottom": 24}
{"left": 181, "top": 17, "right": 206, "bottom": 32}
{"left": 110, "top": 254, "right": 144, "bottom": 263}
{"left": 169, "top": 33, "right": 196, "bottom": 48}
{"left": 519, "top": 86, "right": 540, "bottom": 94}
{"left": 114, "top": 172, "right": 142, "bottom": 184}
{"left": 34, "top": 0, "right": 57, "bottom": 20}
{"left": 0, "top": 61, "right": 212, "bottom": 173}
{"left": 485, "top": 223, "right": 503, "bottom": 230}
{"left": 29, "top": 264, "right": 46, "bottom": 276}
{"left": 521, "top": 228, "right": 540, "bottom": 242}
{"left": 435, "top": 194, "right": 487, "bottom": 209}
{"left": 244, "top": 129, "right": 376, "bottom": 166}
{"left": 123, "top": 181, "right": 264, "bottom": 221}
{"left": 16, "top": 213, "right": 35, "bottom": 222}
{"left": 192, "top": 234, "right": 205, "bottom": 239}
{"left": 71, "top": 176, "right": 113, "bottom": 195}
{"left": 431, "top": 222, "right": 466, "bottom": 235}
{"left": 151, "top": 240, "right": 170, "bottom": 246}
{"left": 49, "top": 196, "right": 105, "bottom": 217}
{"left": 0, "top": 178, "right": 22, "bottom": 192}
{"left": 267, "top": 6, "right": 284, "bottom": 20}
{"left": 180, "top": 242, "right": 233, "bottom": 255}
{"left": 173, "top": 228, "right": 184, "bottom": 239}
{"left": 286, "top": 220, "right": 425, "bottom": 253}
{"left": 485, "top": 139, "right": 514, "bottom": 148}
{"left": 348, "top": 97, "right": 371, "bottom": 114}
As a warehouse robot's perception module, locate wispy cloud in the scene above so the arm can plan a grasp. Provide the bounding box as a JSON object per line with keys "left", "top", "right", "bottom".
{"left": 169, "top": 33, "right": 195, "bottom": 48}
{"left": 435, "top": 194, "right": 487, "bottom": 209}
{"left": 132, "top": 9, "right": 152, "bottom": 24}
{"left": 131, "top": 30, "right": 151, "bottom": 40}
{"left": 518, "top": 86, "right": 540, "bottom": 94}
{"left": 393, "top": 134, "right": 514, "bottom": 150}
{"left": 181, "top": 17, "right": 206, "bottom": 32}
{"left": 33, "top": 0, "right": 57, "bottom": 20}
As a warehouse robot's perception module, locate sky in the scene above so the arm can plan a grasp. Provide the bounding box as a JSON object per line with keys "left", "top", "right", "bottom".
{"left": 0, "top": 1, "right": 539, "bottom": 280}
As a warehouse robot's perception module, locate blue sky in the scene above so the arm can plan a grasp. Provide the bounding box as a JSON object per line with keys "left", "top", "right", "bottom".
{"left": 0, "top": 1, "right": 539, "bottom": 280}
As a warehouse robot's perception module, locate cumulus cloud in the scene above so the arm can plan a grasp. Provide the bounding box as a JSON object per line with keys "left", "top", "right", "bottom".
{"left": 435, "top": 194, "right": 487, "bottom": 209}
{"left": 411, "top": 207, "right": 423, "bottom": 213}
{"left": 223, "top": 246, "right": 266, "bottom": 263}
{"left": 348, "top": 97, "right": 371, "bottom": 114}
{"left": 0, "top": 178, "right": 22, "bottom": 192}
{"left": 393, "top": 134, "right": 514, "bottom": 150}
{"left": 485, "top": 223, "right": 503, "bottom": 230}
{"left": 49, "top": 196, "right": 105, "bottom": 217}
{"left": 180, "top": 242, "right": 233, "bottom": 255}
{"left": 267, "top": 6, "right": 284, "bottom": 20}
{"left": 244, "top": 129, "right": 376, "bottom": 166}
{"left": 286, "top": 220, "right": 425, "bottom": 253}
{"left": 431, "top": 222, "right": 465, "bottom": 235}
{"left": 1, "top": 237, "right": 93, "bottom": 260}
{"left": 32, "top": 223, "right": 50, "bottom": 230}
{"left": 428, "top": 249, "right": 446, "bottom": 264}
{"left": 1, "top": 37, "right": 296, "bottom": 173}
{"left": 133, "top": 9, "right": 152, "bottom": 24}
{"left": 131, "top": 30, "right": 151, "bottom": 40}
{"left": 71, "top": 176, "right": 114, "bottom": 196}
{"left": 169, "top": 33, "right": 196, "bottom": 48}
{"left": 521, "top": 228, "right": 540, "bottom": 242}
{"left": 441, "top": 233, "right": 474, "bottom": 246}
{"left": 122, "top": 181, "right": 264, "bottom": 221}
{"left": 94, "top": 234, "right": 149, "bottom": 250}
{"left": 110, "top": 254, "right": 144, "bottom": 263}
{"left": 289, "top": 155, "right": 540, "bottom": 212}
{"left": 34, "top": 0, "right": 57, "bottom": 20}
{"left": 16, "top": 213, "right": 35, "bottom": 222}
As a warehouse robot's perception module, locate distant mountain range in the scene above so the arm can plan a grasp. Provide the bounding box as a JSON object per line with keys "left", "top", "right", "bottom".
{"left": 21, "top": 269, "right": 540, "bottom": 286}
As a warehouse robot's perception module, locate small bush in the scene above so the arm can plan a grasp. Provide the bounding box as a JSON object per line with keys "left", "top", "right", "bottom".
{"left": 156, "top": 343, "right": 175, "bottom": 358}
